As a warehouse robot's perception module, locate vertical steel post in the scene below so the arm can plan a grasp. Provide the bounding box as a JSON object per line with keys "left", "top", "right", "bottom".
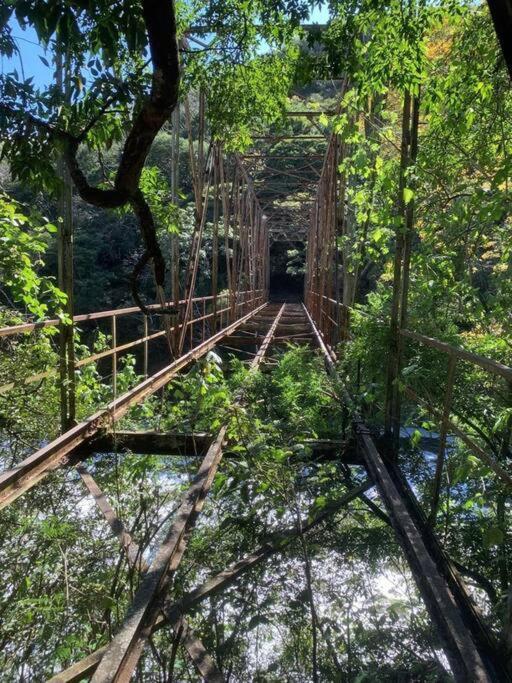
{"left": 429, "top": 354, "right": 457, "bottom": 526}
{"left": 111, "top": 315, "right": 117, "bottom": 397}
{"left": 171, "top": 103, "right": 180, "bottom": 355}
{"left": 143, "top": 315, "right": 149, "bottom": 378}
{"left": 56, "top": 46, "right": 75, "bottom": 432}
{"left": 384, "top": 91, "right": 412, "bottom": 454}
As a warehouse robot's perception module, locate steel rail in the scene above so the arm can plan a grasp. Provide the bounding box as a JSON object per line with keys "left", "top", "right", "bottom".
{"left": 404, "top": 385, "right": 512, "bottom": 488}
{"left": 400, "top": 328, "right": 512, "bottom": 381}
{"left": 310, "top": 291, "right": 512, "bottom": 381}
{"left": 308, "top": 293, "right": 512, "bottom": 473}
{"left": 0, "top": 294, "right": 220, "bottom": 338}
{"left": 0, "top": 292, "right": 264, "bottom": 339}
{"left": 0, "top": 296, "right": 264, "bottom": 395}
{"left": 304, "top": 304, "right": 509, "bottom": 683}
{"left": 89, "top": 304, "right": 286, "bottom": 682}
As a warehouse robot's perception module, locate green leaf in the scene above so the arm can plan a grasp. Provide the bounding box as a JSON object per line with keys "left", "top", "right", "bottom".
{"left": 313, "top": 495, "right": 327, "bottom": 509}
{"left": 371, "top": 228, "right": 384, "bottom": 243}
{"left": 410, "top": 429, "right": 422, "bottom": 447}
{"left": 403, "top": 187, "right": 414, "bottom": 205}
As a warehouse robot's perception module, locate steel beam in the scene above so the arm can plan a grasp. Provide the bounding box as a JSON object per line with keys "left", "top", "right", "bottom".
{"left": 87, "top": 431, "right": 358, "bottom": 463}
{"left": 304, "top": 305, "right": 509, "bottom": 682}
{"left": 87, "top": 431, "right": 211, "bottom": 456}
{"left": 89, "top": 305, "right": 286, "bottom": 683}
{"left": 76, "top": 465, "right": 223, "bottom": 681}
{"left": 49, "top": 480, "right": 371, "bottom": 683}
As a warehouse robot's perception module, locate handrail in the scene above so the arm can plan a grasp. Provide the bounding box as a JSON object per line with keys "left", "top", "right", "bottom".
{"left": 0, "top": 302, "right": 269, "bottom": 511}
{"left": 400, "top": 328, "right": 512, "bottom": 381}
{"left": 0, "top": 290, "right": 263, "bottom": 338}
{"left": 304, "top": 292, "right": 512, "bottom": 494}
{"left": 307, "top": 290, "right": 512, "bottom": 381}
{"left": 0, "top": 292, "right": 265, "bottom": 395}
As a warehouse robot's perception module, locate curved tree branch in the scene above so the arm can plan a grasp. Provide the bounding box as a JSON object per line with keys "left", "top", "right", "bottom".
{"left": 130, "top": 250, "right": 152, "bottom": 315}
{"left": 3, "top": 0, "right": 180, "bottom": 312}
{"left": 130, "top": 191, "right": 178, "bottom": 315}
{"left": 67, "top": 0, "right": 180, "bottom": 210}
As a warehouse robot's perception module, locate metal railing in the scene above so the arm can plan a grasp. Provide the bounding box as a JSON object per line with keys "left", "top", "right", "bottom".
{"left": 304, "top": 289, "right": 512, "bottom": 489}
{"left": 0, "top": 289, "right": 265, "bottom": 397}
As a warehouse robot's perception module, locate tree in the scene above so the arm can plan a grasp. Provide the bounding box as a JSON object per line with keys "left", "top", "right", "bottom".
{"left": 1, "top": 0, "right": 179, "bottom": 311}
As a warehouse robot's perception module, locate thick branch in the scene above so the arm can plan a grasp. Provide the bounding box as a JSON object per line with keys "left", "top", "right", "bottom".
{"left": 131, "top": 190, "right": 166, "bottom": 287}
{"left": 115, "top": 0, "right": 180, "bottom": 195}
{"left": 130, "top": 193, "right": 178, "bottom": 314}
{"left": 67, "top": 0, "right": 180, "bottom": 209}
{"left": 3, "top": 0, "right": 180, "bottom": 309}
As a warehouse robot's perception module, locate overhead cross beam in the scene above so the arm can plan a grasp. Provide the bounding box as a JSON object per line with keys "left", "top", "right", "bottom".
{"left": 185, "top": 23, "right": 328, "bottom": 34}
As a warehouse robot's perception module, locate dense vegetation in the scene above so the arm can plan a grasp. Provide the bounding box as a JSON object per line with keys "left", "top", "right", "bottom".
{"left": 0, "top": 0, "right": 511, "bottom": 680}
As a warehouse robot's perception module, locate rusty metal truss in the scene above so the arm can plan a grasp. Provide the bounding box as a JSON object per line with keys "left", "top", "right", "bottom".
{"left": 237, "top": 83, "right": 344, "bottom": 243}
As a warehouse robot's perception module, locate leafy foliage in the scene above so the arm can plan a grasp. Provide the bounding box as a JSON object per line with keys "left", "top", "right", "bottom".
{"left": 0, "top": 193, "right": 66, "bottom": 319}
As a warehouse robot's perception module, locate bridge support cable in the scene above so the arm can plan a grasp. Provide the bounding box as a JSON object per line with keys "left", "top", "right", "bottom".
{"left": 49, "top": 478, "right": 372, "bottom": 683}
{"left": 89, "top": 304, "right": 285, "bottom": 683}
{"left": 303, "top": 305, "right": 510, "bottom": 683}
{"left": 0, "top": 302, "right": 267, "bottom": 511}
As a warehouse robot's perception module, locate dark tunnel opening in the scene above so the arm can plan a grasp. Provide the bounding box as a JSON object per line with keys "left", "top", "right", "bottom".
{"left": 269, "top": 241, "right": 305, "bottom": 302}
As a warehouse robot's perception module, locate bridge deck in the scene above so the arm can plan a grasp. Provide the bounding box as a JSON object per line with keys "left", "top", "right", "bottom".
{"left": 1, "top": 300, "right": 509, "bottom": 682}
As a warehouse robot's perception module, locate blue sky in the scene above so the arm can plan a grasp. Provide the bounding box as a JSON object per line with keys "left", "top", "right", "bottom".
{"left": 2, "top": 23, "right": 52, "bottom": 89}
{"left": 2, "top": 5, "right": 329, "bottom": 90}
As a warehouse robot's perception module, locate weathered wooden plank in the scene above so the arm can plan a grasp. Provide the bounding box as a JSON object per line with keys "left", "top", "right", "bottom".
{"left": 252, "top": 304, "right": 285, "bottom": 365}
